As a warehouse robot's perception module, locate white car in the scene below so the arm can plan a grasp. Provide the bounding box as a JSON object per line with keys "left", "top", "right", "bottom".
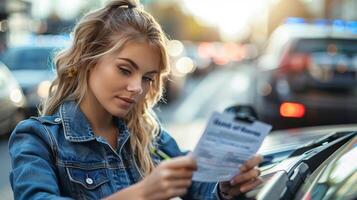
{"left": 1, "top": 45, "right": 62, "bottom": 116}
{"left": 0, "top": 62, "right": 25, "bottom": 136}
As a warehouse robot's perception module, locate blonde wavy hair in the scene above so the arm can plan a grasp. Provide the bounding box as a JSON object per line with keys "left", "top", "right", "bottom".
{"left": 41, "top": 0, "right": 170, "bottom": 176}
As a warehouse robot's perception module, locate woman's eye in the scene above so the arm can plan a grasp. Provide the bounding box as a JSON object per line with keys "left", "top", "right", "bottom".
{"left": 119, "top": 67, "right": 131, "bottom": 75}
{"left": 143, "top": 76, "right": 154, "bottom": 83}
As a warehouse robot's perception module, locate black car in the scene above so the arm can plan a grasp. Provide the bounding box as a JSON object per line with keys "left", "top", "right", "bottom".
{"left": 254, "top": 20, "right": 357, "bottom": 130}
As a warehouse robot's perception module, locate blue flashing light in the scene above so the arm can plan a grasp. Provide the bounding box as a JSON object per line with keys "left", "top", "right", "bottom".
{"left": 346, "top": 21, "right": 357, "bottom": 34}
{"left": 285, "top": 17, "right": 305, "bottom": 24}
{"left": 332, "top": 19, "right": 345, "bottom": 32}
{"left": 281, "top": 18, "right": 357, "bottom": 35}
{"left": 314, "top": 19, "right": 329, "bottom": 26}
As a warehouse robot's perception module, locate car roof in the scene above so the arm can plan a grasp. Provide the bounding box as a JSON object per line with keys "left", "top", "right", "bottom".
{"left": 272, "top": 23, "right": 357, "bottom": 39}
{"left": 261, "top": 22, "right": 357, "bottom": 60}
{"left": 268, "top": 23, "right": 357, "bottom": 51}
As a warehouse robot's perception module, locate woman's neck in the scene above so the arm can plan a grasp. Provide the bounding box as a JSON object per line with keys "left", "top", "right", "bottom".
{"left": 79, "top": 94, "right": 114, "bottom": 132}
{"left": 79, "top": 94, "right": 118, "bottom": 149}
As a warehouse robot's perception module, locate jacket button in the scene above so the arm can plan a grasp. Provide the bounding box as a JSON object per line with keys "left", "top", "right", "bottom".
{"left": 54, "top": 118, "right": 61, "bottom": 123}
{"left": 86, "top": 177, "right": 93, "bottom": 185}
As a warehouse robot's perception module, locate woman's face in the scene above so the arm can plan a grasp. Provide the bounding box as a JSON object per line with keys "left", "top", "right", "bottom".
{"left": 88, "top": 40, "right": 160, "bottom": 117}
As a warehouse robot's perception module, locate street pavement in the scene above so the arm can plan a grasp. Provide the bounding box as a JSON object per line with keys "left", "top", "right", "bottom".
{"left": 156, "top": 63, "right": 256, "bottom": 151}
{"left": 0, "top": 138, "right": 13, "bottom": 200}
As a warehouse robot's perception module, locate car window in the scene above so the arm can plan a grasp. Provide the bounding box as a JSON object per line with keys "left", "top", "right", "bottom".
{"left": 0, "top": 47, "right": 57, "bottom": 70}
{"left": 292, "top": 38, "right": 357, "bottom": 56}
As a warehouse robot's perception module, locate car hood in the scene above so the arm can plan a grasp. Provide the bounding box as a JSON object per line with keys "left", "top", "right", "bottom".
{"left": 11, "top": 70, "right": 55, "bottom": 88}
{"left": 259, "top": 124, "right": 357, "bottom": 154}
{"left": 165, "top": 120, "right": 357, "bottom": 153}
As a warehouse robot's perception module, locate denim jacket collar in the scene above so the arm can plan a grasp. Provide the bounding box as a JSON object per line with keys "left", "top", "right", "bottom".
{"left": 57, "top": 101, "right": 130, "bottom": 145}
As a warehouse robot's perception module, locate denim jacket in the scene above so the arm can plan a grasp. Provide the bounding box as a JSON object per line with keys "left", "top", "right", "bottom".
{"left": 9, "top": 101, "right": 221, "bottom": 200}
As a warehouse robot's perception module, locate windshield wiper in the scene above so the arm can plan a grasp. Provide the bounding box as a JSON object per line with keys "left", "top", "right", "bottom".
{"left": 280, "top": 162, "right": 310, "bottom": 200}
{"left": 260, "top": 131, "right": 356, "bottom": 167}
{"left": 257, "top": 131, "right": 356, "bottom": 200}
{"left": 289, "top": 131, "right": 356, "bottom": 157}
{"left": 282, "top": 131, "right": 356, "bottom": 199}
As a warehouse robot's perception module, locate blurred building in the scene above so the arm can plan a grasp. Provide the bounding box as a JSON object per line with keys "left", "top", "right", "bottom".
{"left": 325, "top": 0, "right": 357, "bottom": 20}
{"left": 40, "top": 12, "right": 75, "bottom": 35}
{"left": 146, "top": 2, "right": 220, "bottom": 41}
{"left": 0, "top": 0, "right": 31, "bottom": 47}
{"left": 267, "top": 0, "right": 313, "bottom": 35}
{"left": 0, "top": 0, "right": 8, "bottom": 52}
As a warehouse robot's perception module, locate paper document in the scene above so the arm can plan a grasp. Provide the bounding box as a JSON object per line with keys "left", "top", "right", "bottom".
{"left": 192, "top": 111, "right": 272, "bottom": 182}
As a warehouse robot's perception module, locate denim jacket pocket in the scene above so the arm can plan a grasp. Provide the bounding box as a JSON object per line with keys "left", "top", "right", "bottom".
{"left": 66, "top": 167, "right": 109, "bottom": 189}
{"left": 65, "top": 166, "right": 110, "bottom": 199}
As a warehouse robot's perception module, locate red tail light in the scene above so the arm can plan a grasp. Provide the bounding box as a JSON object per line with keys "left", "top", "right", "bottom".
{"left": 280, "top": 53, "right": 311, "bottom": 73}
{"left": 280, "top": 102, "right": 305, "bottom": 118}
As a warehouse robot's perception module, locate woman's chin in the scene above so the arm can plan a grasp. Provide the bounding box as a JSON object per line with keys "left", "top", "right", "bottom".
{"left": 110, "top": 107, "right": 131, "bottom": 118}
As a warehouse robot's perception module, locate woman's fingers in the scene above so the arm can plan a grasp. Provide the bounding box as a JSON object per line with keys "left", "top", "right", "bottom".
{"left": 218, "top": 155, "right": 263, "bottom": 198}
{"left": 219, "top": 181, "right": 231, "bottom": 193}
{"left": 152, "top": 187, "right": 189, "bottom": 200}
{"left": 161, "top": 155, "right": 197, "bottom": 170}
{"left": 230, "top": 167, "right": 261, "bottom": 185}
{"left": 159, "top": 176, "right": 192, "bottom": 198}
{"left": 168, "top": 178, "right": 193, "bottom": 188}
{"left": 159, "top": 168, "right": 194, "bottom": 180}
{"left": 227, "top": 177, "right": 263, "bottom": 196}
{"left": 240, "top": 155, "right": 263, "bottom": 172}
{"left": 164, "top": 188, "right": 189, "bottom": 198}
{"left": 239, "top": 177, "right": 263, "bottom": 193}
{"left": 140, "top": 156, "right": 196, "bottom": 200}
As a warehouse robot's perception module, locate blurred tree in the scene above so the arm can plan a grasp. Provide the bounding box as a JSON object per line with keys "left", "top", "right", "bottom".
{"left": 146, "top": 2, "right": 220, "bottom": 41}
{"left": 324, "top": 0, "right": 357, "bottom": 20}
{"left": 0, "top": 0, "right": 7, "bottom": 19}
{"left": 43, "top": 12, "right": 75, "bottom": 34}
{"left": 0, "top": 0, "right": 7, "bottom": 52}
{"left": 267, "top": 0, "right": 313, "bottom": 35}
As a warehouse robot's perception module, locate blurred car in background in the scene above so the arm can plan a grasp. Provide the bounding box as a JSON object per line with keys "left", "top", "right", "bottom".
{"left": 0, "top": 35, "right": 69, "bottom": 116}
{"left": 254, "top": 18, "right": 357, "bottom": 130}
{"left": 0, "top": 62, "right": 25, "bottom": 136}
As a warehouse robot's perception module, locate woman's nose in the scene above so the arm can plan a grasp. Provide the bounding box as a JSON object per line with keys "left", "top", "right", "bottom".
{"left": 127, "top": 78, "right": 143, "bottom": 94}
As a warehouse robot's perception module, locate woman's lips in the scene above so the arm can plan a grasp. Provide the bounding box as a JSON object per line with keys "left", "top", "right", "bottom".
{"left": 118, "top": 97, "right": 135, "bottom": 104}
{"left": 115, "top": 96, "right": 136, "bottom": 108}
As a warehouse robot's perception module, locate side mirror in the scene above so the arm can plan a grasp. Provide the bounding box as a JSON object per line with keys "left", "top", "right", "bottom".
{"left": 224, "top": 104, "right": 258, "bottom": 123}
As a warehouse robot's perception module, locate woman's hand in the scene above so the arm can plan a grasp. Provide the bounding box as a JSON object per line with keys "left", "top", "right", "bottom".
{"left": 104, "top": 155, "right": 196, "bottom": 200}
{"left": 137, "top": 155, "right": 197, "bottom": 200}
{"left": 218, "top": 155, "right": 263, "bottom": 199}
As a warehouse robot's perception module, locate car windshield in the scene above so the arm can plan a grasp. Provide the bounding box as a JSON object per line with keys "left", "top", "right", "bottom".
{"left": 0, "top": 47, "right": 57, "bottom": 70}
{"left": 307, "top": 141, "right": 357, "bottom": 200}
{"left": 293, "top": 38, "right": 357, "bottom": 56}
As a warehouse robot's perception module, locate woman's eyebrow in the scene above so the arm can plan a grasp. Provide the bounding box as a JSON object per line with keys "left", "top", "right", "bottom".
{"left": 117, "top": 57, "right": 159, "bottom": 74}
{"left": 117, "top": 57, "right": 139, "bottom": 70}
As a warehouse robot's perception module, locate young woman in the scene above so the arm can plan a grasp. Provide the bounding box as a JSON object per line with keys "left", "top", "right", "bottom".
{"left": 9, "top": 0, "right": 262, "bottom": 199}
